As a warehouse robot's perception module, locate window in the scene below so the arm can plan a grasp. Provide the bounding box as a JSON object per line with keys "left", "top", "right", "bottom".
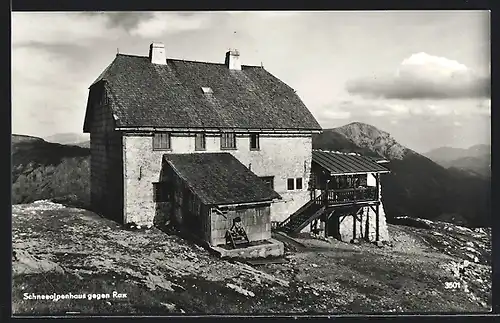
{"left": 296, "top": 178, "right": 303, "bottom": 190}
{"left": 153, "top": 132, "right": 171, "bottom": 150}
{"left": 287, "top": 178, "right": 295, "bottom": 190}
{"left": 153, "top": 183, "right": 169, "bottom": 202}
{"left": 260, "top": 176, "right": 274, "bottom": 190}
{"left": 221, "top": 132, "right": 236, "bottom": 149}
{"left": 195, "top": 133, "right": 206, "bottom": 151}
{"left": 250, "top": 133, "right": 260, "bottom": 150}
{"left": 256, "top": 206, "right": 266, "bottom": 218}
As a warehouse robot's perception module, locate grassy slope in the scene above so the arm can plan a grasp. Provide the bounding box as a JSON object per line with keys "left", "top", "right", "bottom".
{"left": 11, "top": 136, "right": 90, "bottom": 207}
{"left": 12, "top": 202, "right": 491, "bottom": 315}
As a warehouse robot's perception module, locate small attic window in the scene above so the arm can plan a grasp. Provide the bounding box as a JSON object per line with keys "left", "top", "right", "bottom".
{"left": 201, "top": 87, "right": 213, "bottom": 94}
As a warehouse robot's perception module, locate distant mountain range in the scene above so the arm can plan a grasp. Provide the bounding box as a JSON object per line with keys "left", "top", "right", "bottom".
{"left": 424, "top": 145, "right": 490, "bottom": 178}
{"left": 313, "top": 122, "right": 490, "bottom": 228}
{"left": 44, "top": 132, "right": 90, "bottom": 146}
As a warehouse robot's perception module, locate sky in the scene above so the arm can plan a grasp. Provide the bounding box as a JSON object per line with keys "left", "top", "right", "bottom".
{"left": 11, "top": 11, "right": 491, "bottom": 153}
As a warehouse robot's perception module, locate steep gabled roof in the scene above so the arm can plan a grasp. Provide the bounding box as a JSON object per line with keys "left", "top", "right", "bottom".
{"left": 163, "top": 153, "right": 281, "bottom": 206}
{"left": 85, "top": 54, "right": 321, "bottom": 131}
{"left": 312, "top": 150, "right": 390, "bottom": 175}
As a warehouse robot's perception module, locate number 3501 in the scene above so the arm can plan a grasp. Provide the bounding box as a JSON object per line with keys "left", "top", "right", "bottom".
{"left": 445, "top": 282, "right": 461, "bottom": 289}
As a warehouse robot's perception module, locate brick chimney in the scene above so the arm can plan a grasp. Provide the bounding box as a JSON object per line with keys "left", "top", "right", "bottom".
{"left": 225, "top": 49, "right": 241, "bottom": 70}
{"left": 149, "top": 42, "right": 167, "bottom": 65}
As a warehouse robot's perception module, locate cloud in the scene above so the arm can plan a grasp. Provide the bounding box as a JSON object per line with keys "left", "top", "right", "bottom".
{"left": 12, "top": 12, "right": 126, "bottom": 46}
{"left": 346, "top": 52, "right": 490, "bottom": 99}
{"left": 128, "top": 12, "right": 213, "bottom": 38}
{"left": 12, "top": 12, "right": 215, "bottom": 48}
{"left": 315, "top": 96, "right": 490, "bottom": 127}
{"left": 96, "top": 12, "right": 154, "bottom": 31}
{"left": 313, "top": 101, "right": 352, "bottom": 120}
{"left": 252, "top": 11, "right": 303, "bottom": 18}
{"left": 12, "top": 43, "right": 92, "bottom": 137}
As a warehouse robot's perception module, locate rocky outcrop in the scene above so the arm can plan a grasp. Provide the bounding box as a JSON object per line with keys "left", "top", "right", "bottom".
{"left": 333, "top": 122, "right": 409, "bottom": 160}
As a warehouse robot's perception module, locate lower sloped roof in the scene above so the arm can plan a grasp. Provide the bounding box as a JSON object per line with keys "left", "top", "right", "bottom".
{"left": 312, "top": 150, "right": 390, "bottom": 175}
{"left": 162, "top": 153, "right": 281, "bottom": 206}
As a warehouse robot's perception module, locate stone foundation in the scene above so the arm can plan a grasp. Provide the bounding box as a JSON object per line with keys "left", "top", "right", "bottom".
{"left": 210, "top": 238, "right": 284, "bottom": 259}
{"left": 332, "top": 205, "right": 390, "bottom": 242}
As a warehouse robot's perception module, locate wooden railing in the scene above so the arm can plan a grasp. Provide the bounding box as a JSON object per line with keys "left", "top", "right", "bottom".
{"left": 326, "top": 187, "right": 378, "bottom": 205}
{"left": 277, "top": 191, "right": 326, "bottom": 230}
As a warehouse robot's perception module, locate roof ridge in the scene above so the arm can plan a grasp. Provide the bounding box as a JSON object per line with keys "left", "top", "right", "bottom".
{"left": 116, "top": 53, "right": 262, "bottom": 68}
{"left": 169, "top": 58, "right": 262, "bottom": 68}
{"left": 116, "top": 53, "right": 148, "bottom": 58}
{"left": 313, "top": 149, "right": 362, "bottom": 156}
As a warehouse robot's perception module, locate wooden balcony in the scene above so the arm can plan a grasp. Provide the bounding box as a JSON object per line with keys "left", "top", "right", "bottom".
{"left": 325, "top": 187, "right": 378, "bottom": 205}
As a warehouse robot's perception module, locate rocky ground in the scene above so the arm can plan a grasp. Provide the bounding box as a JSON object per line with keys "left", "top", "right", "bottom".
{"left": 11, "top": 201, "right": 492, "bottom": 315}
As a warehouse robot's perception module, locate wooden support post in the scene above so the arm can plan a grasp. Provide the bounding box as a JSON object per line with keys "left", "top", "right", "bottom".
{"left": 352, "top": 210, "right": 356, "bottom": 242}
{"left": 375, "top": 203, "right": 380, "bottom": 242}
{"left": 324, "top": 211, "right": 329, "bottom": 238}
{"left": 324, "top": 176, "right": 329, "bottom": 207}
{"left": 376, "top": 173, "right": 380, "bottom": 201}
{"left": 364, "top": 207, "right": 369, "bottom": 241}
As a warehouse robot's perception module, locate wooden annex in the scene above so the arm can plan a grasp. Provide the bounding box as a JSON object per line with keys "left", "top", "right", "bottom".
{"left": 156, "top": 153, "right": 284, "bottom": 257}
{"left": 277, "top": 150, "right": 391, "bottom": 243}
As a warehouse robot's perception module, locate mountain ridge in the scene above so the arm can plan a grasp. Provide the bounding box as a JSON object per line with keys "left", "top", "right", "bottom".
{"left": 44, "top": 132, "right": 90, "bottom": 145}
{"left": 313, "top": 122, "right": 490, "bottom": 228}
{"left": 425, "top": 144, "right": 490, "bottom": 162}
{"left": 424, "top": 144, "right": 490, "bottom": 178}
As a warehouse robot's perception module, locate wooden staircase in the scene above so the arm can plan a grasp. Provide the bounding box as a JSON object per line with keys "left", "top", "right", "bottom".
{"left": 276, "top": 192, "right": 327, "bottom": 234}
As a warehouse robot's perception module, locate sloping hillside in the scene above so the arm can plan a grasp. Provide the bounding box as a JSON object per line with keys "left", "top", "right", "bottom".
{"left": 447, "top": 156, "right": 490, "bottom": 178}
{"left": 12, "top": 134, "right": 46, "bottom": 144}
{"left": 12, "top": 201, "right": 491, "bottom": 315}
{"left": 75, "top": 140, "right": 90, "bottom": 148}
{"left": 310, "top": 129, "right": 381, "bottom": 158}
{"left": 11, "top": 135, "right": 90, "bottom": 207}
{"left": 425, "top": 145, "right": 490, "bottom": 165}
{"left": 424, "top": 145, "right": 490, "bottom": 178}
{"left": 44, "top": 132, "right": 90, "bottom": 145}
{"left": 313, "top": 123, "right": 491, "bottom": 228}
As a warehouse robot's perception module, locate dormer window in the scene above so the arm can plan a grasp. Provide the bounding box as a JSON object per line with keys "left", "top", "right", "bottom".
{"left": 201, "top": 87, "right": 213, "bottom": 94}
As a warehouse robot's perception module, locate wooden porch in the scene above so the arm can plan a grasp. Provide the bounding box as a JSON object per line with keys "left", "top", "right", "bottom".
{"left": 317, "top": 186, "right": 379, "bottom": 206}
{"left": 276, "top": 150, "right": 390, "bottom": 241}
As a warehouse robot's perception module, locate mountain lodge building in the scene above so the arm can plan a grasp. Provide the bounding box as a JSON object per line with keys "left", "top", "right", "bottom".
{"left": 83, "top": 43, "right": 390, "bottom": 258}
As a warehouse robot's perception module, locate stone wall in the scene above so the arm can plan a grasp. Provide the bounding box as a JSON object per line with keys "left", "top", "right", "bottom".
{"left": 210, "top": 205, "right": 271, "bottom": 246}
{"left": 89, "top": 86, "right": 124, "bottom": 223}
{"left": 123, "top": 132, "right": 313, "bottom": 226}
{"left": 211, "top": 238, "right": 284, "bottom": 259}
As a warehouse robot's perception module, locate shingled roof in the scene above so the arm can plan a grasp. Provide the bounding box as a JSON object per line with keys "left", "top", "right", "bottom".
{"left": 312, "top": 150, "right": 390, "bottom": 175}
{"left": 162, "top": 153, "right": 281, "bottom": 206}
{"left": 84, "top": 53, "right": 321, "bottom": 131}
